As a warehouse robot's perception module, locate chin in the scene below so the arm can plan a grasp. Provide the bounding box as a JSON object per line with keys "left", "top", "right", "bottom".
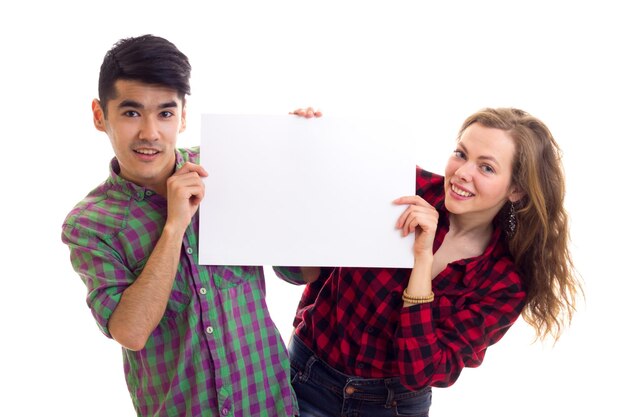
{"left": 445, "top": 195, "right": 474, "bottom": 215}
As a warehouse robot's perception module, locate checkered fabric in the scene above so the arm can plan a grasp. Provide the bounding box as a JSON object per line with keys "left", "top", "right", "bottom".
{"left": 62, "top": 147, "right": 296, "bottom": 417}
{"left": 281, "top": 166, "right": 527, "bottom": 390}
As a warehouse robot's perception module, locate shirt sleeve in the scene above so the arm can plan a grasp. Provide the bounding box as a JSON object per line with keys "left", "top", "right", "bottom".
{"left": 271, "top": 266, "right": 310, "bottom": 285}
{"left": 271, "top": 267, "right": 335, "bottom": 328}
{"left": 272, "top": 266, "right": 335, "bottom": 285}
{"left": 394, "top": 266, "right": 527, "bottom": 389}
{"left": 62, "top": 224, "right": 134, "bottom": 338}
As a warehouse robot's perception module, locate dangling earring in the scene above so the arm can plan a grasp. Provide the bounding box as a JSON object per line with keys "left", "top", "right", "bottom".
{"left": 506, "top": 201, "right": 517, "bottom": 238}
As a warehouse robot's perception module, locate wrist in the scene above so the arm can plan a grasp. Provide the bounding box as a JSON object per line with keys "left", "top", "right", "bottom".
{"left": 162, "top": 222, "right": 187, "bottom": 242}
{"left": 402, "top": 289, "right": 435, "bottom": 304}
{"left": 413, "top": 251, "right": 433, "bottom": 265}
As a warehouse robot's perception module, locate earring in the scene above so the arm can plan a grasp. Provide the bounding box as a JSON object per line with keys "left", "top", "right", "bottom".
{"left": 506, "top": 201, "right": 517, "bottom": 238}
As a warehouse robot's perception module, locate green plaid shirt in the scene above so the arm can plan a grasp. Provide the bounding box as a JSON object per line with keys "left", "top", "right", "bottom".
{"left": 62, "top": 147, "right": 297, "bottom": 417}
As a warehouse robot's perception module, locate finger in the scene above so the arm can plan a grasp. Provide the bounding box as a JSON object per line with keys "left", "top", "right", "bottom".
{"left": 289, "top": 108, "right": 306, "bottom": 116}
{"left": 404, "top": 213, "right": 420, "bottom": 236}
{"left": 290, "top": 107, "right": 322, "bottom": 118}
{"left": 394, "top": 196, "right": 435, "bottom": 231}
{"left": 398, "top": 205, "right": 438, "bottom": 236}
{"left": 188, "top": 186, "right": 205, "bottom": 206}
{"left": 175, "top": 162, "right": 208, "bottom": 177}
{"left": 167, "top": 172, "right": 206, "bottom": 199}
{"left": 402, "top": 218, "right": 419, "bottom": 236}
{"left": 395, "top": 205, "right": 413, "bottom": 229}
{"left": 393, "top": 195, "right": 429, "bottom": 206}
{"left": 404, "top": 211, "right": 429, "bottom": 237}
{"left": 398, "top": 206, "right": 423, "bottom": 234}
{"left": 182, "top": 183, "right": 206, "bottom": 204}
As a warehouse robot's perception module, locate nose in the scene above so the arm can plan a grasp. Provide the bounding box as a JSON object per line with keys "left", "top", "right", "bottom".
{"left": 455, "top": 162, "right": 473, "bottom": 182}
{"left": 139, "top": 115, "right": 159, "bottom": 141}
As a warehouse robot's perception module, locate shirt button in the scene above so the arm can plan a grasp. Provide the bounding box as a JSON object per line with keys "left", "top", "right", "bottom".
{"left": 357, "top": 363, "right": 364, "bottom": 369}
{"left": 146, "top": 190, "right": 153, "bottom": 196}
{"left": 366, "top": 326, "right": 374, "bottom": 333}
{"left": 199, "top": 287, "right": 207, "bottom": 295}
{"left": 206, "top": 326, "right": 214, "bottom": 334}
{"left": 186, "top": 248, "right": 193, "bottom": 255}
{"left": 221, "top": 408, "right": 229, "bottom": 415}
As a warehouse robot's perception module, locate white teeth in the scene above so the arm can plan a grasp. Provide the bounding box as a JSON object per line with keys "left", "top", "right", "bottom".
{"left": 136, "top": 149, "right": 158, "bottom": 155}
{"left": 451, "top": 184, "right": 473, "bottom": 197}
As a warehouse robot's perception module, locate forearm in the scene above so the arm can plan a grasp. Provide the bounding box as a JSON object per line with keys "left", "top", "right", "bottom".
{"left": 108, "top": 224, "right": 185, "bottom": 350}
{"left": 395, "top": 281, "right": 526, "bottom": 389}
{"left": 395, "top": 304, "right": 463, "bottom": 388}
{"left": 403, "top": 253, "right": 433, "bottom": 307}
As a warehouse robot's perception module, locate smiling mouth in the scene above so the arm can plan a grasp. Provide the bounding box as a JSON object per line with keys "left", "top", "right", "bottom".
{"left": 134, "top": 148, "right": 160, "bottom": 155}
{"left": 451, "top": 183, "right": 474, "bottom": 197}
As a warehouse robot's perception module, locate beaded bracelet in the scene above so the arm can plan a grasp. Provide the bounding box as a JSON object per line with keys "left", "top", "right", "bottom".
{"left": 402, "top": 289, "right": 435, "bottom": 304}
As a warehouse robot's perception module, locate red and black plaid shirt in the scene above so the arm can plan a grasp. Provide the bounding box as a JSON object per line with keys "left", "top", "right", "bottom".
{"left": 291, "top": 166, "right": 527, "bottom": 390}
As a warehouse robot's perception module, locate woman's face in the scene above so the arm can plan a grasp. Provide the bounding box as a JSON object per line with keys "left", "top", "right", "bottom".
{"left": 444, "top": 123, "right": 521, "bottom": 222}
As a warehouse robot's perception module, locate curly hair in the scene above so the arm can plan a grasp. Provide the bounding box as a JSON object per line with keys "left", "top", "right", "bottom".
{"left": 458, "top": 108, "right": 583, "bottom": 341}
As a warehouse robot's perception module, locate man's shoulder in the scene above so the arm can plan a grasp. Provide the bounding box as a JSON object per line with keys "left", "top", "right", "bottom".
{"left": 62, "top": 180, "right": 129, "bottom": 237}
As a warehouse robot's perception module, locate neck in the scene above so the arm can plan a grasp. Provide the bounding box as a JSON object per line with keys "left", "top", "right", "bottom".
{"left": 447, "top": 213, "right": 493, "bottom": 240}
{"left": 153, "top": 162, "right": 178, "bottom": 198}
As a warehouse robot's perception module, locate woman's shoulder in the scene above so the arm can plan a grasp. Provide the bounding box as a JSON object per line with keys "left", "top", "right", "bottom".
{"left": 415, "top": 165, "right": 445, "bottom": 208}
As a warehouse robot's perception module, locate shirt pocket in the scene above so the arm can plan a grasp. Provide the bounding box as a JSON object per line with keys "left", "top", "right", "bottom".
{"left": 132, "top": 257, "right": 192, "bottom": 319}
{"left": 164, "top": 275, "right": 192, "bottom": 319}
{"left": 212, "top": 266, "right": 261, "bottom": 289}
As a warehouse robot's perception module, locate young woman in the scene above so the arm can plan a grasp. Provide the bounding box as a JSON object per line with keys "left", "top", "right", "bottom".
{"left": 283, "top": 107, "right": 582, "bottom": 417}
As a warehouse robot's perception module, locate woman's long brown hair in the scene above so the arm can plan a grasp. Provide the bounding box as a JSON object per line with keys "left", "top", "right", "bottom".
{"left": 459, "top": 108, "right": 583, "bottom": 341}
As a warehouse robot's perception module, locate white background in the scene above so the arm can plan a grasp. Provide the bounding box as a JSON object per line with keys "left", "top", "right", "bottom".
{"left": 1, "top": 1, "right": 623, "bottom": 416}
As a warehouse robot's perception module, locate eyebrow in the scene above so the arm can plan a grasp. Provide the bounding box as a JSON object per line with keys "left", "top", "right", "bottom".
{"left": 117, "top": 99, "right": 179, "bottom": 109}
{"left": 458, "top": 142, "right": 501, "bottom": 167}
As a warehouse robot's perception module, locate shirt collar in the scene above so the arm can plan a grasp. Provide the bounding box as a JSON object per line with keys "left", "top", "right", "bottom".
{"left": 107, "top": 149, "right": 186, "bottom": 201}
{"left": 459, "top": 226, "right": 507, "bottom": 285}
{"left": 436, "top": 208, "right": 508, "bottom": 284}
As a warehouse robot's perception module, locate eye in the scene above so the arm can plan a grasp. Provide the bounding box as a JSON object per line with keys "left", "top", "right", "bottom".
{"left": 453, "top": 149, "right": 466, "bottom": 159}
{"left": 480, "top": 164, "right": 495, "bottom": 174}
{"left": 160, "top": 110, "right": 174, "bottom": 118}
{"left": 123, "top": 110, "right": 140, "bottom": 117}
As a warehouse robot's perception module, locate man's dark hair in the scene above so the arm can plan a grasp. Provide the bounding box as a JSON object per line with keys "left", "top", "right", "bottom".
{"left": 98, "top": 34, "right": 191, "bottom": 116}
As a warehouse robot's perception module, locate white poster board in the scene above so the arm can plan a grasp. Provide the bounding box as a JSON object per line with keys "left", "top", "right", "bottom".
{"left": 199, "top": 114, "right": 418, "bottom": 268}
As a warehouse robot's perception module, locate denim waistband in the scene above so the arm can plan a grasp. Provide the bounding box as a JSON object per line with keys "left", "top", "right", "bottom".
{"left": 289, "top": 334, "right": 430, "bottom": 403}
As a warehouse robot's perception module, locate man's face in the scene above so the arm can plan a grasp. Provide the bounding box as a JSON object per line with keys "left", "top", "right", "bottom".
{"left": 92, "top": 79, "right": 187, "bottom": 195}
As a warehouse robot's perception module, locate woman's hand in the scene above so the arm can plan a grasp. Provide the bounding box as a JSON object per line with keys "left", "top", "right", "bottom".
{"left": 289, "top": 107, "right": 323, "bottom": 118}
{"left": 393, "top": 195, "right": 439, "bottom": 258}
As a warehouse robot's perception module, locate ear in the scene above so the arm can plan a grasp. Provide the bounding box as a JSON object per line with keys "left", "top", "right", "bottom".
{"left": 179, "top": 104, "right": 187, "bottom": 133}
{"left": 92, "top": 99, "right": 106, "bottom": 132}
{"left": 508, "top": 185, "right": 526, "bottom": 204}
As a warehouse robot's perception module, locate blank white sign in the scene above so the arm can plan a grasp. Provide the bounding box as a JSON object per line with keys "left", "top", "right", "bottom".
{"left": 199, "top": 114, "right": 418, "bottom": 268}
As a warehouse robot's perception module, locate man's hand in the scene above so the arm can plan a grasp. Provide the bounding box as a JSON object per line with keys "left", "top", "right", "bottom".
{"left": 166, "top": 162, "right": 208, "bottom": 231}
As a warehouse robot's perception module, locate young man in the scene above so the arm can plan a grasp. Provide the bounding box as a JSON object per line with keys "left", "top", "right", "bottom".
{"left": 61, "top": 35, "right": 299, "bottom": 417}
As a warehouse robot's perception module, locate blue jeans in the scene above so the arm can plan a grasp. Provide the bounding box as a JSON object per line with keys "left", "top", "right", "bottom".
{"left": 289, "top": 335, "right": 432, "bottom": 417}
